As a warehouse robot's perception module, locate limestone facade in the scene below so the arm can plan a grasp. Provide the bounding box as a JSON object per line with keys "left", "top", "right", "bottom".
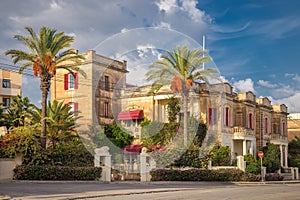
{"left": 0, "top": 69, "right": 22, "bottom": 107}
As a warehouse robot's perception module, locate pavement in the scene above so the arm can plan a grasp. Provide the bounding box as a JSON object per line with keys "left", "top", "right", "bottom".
{"left": 0, "top": 180, "right": 300, "bottom": 200}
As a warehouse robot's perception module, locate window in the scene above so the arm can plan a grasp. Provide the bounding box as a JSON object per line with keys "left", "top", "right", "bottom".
{"left": 264, "top": 117, "right": 268, "bottom": 134}
{"left": 64, "top": 73, "right": 78, "bottom": 90}
{"left": 3, "top": 97, "right": 10, "bottom": 106}
{"left": 208, "top": 108, "right": 217, "bottom": 125}
{"left": 225, "top": 107, "right": 229, "bottom": 127}
{"left": 249, "top": 113, "right": 253, "bottom": 129}
{"left": 104, "top": 76, "right": 109, "bottom": 91}
{"left": 104, "top": 102, "right": 109, "bottom": 117}
{"left": 66, "top": 102, "right": 78, "bottom": 116}
{"left": 282, "top": 122, "right": 286, "bottom": 136}
{"left": 2, "top": 79, "right": 11, "bottom": 88}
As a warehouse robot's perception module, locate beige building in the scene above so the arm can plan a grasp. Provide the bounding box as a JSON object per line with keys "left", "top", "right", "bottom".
{"left": 288, "top": 113, "right": 300, "bottom": 141}
{"left": 0, "top": 69, "right": 22, "bottom": 107}
{"left": 51, "top": 51, "right": 289, "bottom": 167}
{"left": 51, "top": 50, "right": 127, "bottom": 130}
{"left": 118, "top": 82, "right": 289, "bottom": 167}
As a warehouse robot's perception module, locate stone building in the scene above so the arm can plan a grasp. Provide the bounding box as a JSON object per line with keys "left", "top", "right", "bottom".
{"left": 0, "top": 69, "right": 22, "bottom": 107}
{"left": 117, "top": 82, "right": 289, "bottom": 167}
{"left": 288, "top": 113, "right": 300, "bottom": 141}
{"left": 51, "top": 50, "right": 127, "bottom": 131}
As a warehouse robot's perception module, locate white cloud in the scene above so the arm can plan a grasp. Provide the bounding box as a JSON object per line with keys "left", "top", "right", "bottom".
{"left": 257, "top": 80, "right": 277, "bottom": 88}
{"left": 232, "top": 78, "right": 255, "bottom": 93}
{"left": 272, "top": 93, "right": 300, "bottom": 113}
{"left": 155, "top": 0, "right": 178, "bottom": 14}
{"left": 292, "top": 74, "right": 300, "bottom": 82}
{"left": 271, "top": 85, "right": 296, "bottom": 99}
{"left": 181, "top": 0, "right": 208, "bottom": 23}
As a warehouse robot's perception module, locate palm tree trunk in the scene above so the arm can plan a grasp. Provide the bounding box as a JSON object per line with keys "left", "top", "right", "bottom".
{"left": 182, "top": 92, "right": 188, "bottom": 147}
{"left": 40, "top": 74, "right": 51, "bottom": 149}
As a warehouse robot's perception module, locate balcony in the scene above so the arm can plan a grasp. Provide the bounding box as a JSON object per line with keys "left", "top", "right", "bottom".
{"left": 231, "top": 126, "right": 255, "bottom": 137}
{"left": 0, "top": 87, "right": 21, "bottom": 96}
{"left": 270, "top": 133, "right": 288, "bottom": 143}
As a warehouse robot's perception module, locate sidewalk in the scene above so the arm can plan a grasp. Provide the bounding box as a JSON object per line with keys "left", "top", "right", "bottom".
{"left": 1, "top": 180, "right": 300, "bottom": 200}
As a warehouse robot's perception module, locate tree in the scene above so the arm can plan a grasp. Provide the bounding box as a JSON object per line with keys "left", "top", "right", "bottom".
{"left": 288, "top": 137, "right": 300, "bottom": 170}
{"left": 146, "top": 45, "right": 220, "bottom": 146}
{"left": 262, "top": 143, "right": 281, "bottom": 173}
{"left": 1, "top": 95, "right": 34, "bottom": 128}
{"left": 5, "top": 26, "right": 86, "bottom": 148}
{"left": 167, "top": 96, "right": 180, "bottom": 123}
{"left": 30, "top": 100, "right": 80, "bottom": 146}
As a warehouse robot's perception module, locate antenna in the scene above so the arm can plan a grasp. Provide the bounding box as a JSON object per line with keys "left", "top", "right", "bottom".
{"left": 202, "top": 35, "right": 206, "bottom": 70}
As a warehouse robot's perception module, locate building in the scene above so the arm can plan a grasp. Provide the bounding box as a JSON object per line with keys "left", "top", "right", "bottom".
{"left": 117, "top": 82, "right": 289, "bottom": 167}
{"left": 0, "top": 69, "right": 22, "bottom": 107}
{"left": 288, "top": 113, "right": 300, "bottom": 141}
{"left": 51, "top": 50, "right": 127, "bottom": 131}
{"left": 51, "top": 51, "right": 289, "bottom": 167}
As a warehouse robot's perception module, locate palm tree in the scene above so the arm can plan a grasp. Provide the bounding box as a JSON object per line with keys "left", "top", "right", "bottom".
{"left": 5, "top": 26, "right": 86, "bottom": 148}
{"left": 146, "top": 45, "right": 220, "bottom": 147}
{"left": 1, "top": 95, "right": 34, "bottom": 128}
{"left": 30, "top": 100, "right": 80, "bottom": 146}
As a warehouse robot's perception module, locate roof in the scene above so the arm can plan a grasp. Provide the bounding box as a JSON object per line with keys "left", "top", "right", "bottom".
{"left": 117, "top": 110, "right": 144, "bottom": 120}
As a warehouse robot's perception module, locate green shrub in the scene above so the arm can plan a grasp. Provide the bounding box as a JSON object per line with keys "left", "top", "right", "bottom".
{"left": 23, "top": 141, "right": 94, "bottom": 167}
{"left": 13, "top": 165, "right": 102, "bottom": 180}
{"left": 265, "top": 173, "right": 284, "bottom": 181}
{"left": 150, "top": 168, "right": 260, "bottom": 182}
{"left": 245, "top": 162, "right": 261, "bottom": 175}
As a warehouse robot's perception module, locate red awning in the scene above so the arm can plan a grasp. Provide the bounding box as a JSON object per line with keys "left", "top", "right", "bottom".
{"left": 123, "top": 144, "right": 143, "bottom": 153}
{"left": 117, "top": 110, "right": 144, "bottom": 120}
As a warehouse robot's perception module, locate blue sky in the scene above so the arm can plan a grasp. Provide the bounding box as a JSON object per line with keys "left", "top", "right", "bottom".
{"left": 0, "top": 0, "right": 300, "bottom": 112}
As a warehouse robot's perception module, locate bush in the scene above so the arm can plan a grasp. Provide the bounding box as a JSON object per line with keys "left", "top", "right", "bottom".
{"left": 23, "top": 140, "right": 94, "bottom": 167}
{"left": 13, "top": 165, "right": 102, "bottom": 180}
{"left": 150, "top": 168, "right": 260, "bottom": 182}
{"left": 245, "top": 162, "right": 261, "bottom": 175}
{"left": 265, "top": 173, "right": 284, "bottom": 181}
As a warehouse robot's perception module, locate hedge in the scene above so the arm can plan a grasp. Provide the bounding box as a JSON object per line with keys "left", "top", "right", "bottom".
{"left": 14, "top": 165, "right": 102, "bottom": 180}
{"left": 150, "top": 168, "right": 261, "bottom": 182}
{"left": 265, "top": 173, "right": 284, "bottom": 181}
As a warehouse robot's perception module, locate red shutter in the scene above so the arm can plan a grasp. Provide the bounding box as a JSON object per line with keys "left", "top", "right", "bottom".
{"left": 74, "top": 102, "right": 78, "bottom": 116}
{"left": 208, "top": 108, "right": 212, "bottom": 125}
{"left": 225, "top": 107, "right": 229, "bottom": 127}
{"left": 64, "top": 74, "right": 68, "bottom": 90}
{"left": 74, "top": 72, "right": 78, "bottom": 89}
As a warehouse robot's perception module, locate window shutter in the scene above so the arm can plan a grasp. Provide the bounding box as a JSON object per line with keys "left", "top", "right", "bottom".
{"left": 74, "top": 72, "right": 78, "bottom": 89}
{"left": 208, "top": 108, "right": 212, "bottom": 125}
{"left": 64, "top": 74, "right": 68, "bottom": 90}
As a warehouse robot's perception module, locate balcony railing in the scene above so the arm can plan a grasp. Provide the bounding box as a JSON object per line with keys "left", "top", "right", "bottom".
{"left": 231, "top": 126, "right": 255, "bottom": 136}
{"left": 270, "top": 134, "right": 288, "bottom": 143}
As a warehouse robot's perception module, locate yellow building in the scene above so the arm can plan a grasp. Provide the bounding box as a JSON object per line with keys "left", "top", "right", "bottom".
{"left": 118, "top": 82, "right": 289, "bottom": 167}
{"left": 51, "top": 51, "right": 289, "bottom": 167}
{"left": 51, "top": 50, "right": 127, "bottom": 131}
{"left": 0, "top": 69, "right": 22, "bottom": 106}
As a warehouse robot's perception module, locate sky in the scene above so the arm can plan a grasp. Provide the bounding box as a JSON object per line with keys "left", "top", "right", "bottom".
{"left": 0, "top": 0, "right": 300, "bottom": 112}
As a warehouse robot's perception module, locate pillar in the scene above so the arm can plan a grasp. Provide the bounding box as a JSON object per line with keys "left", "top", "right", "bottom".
{"left": 279, "top": 145, "right": 283, "bottom": 167}
{"left": 237, "top": 156, "right": 245, "bottom": 172}
{"left": 285, "top": 145, "right": 288, "bottom": 168}
{"left": 140, "top": 147, "right": 156, "bottom": 182}
{"left": 243, "top": 140, "right": 247, "bottom": 155}
{"left": 94, "top": 146, "right": 111, "bottom": 182}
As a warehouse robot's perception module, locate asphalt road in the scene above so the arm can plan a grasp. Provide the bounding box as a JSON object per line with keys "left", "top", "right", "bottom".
{"left": 0, "top": 181, "right": 299, "bottom": 200}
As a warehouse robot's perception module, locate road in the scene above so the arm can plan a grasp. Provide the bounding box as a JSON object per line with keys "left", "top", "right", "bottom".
{"left": 0, "top": 181, "right": 299, "bottom": 200}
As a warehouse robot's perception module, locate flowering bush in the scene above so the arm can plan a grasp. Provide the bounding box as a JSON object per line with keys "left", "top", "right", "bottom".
{"left": 150, "top": 168, "right": 261, "bottom": 182}
{"left": 13, "top": 165, "right": 102, "bottom": 180}
{"left": 265, "top": 173, "right": 284, "bottom": 181}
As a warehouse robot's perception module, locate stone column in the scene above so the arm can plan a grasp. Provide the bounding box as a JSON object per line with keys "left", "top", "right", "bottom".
{"left": 285, "top": 145, "right": 288, "bottom": 168}
{"left": 94, "top": 146, "right": 111, "bottom": 182}
{"left": 243, "top": 140, "right": 247, "bottom": 155}
{"left": 140, "top": 147, "right": 156, "bottom": 182}
{"left": 279, "top": 145, "right": 283, "bottom": 167}
{"left": 237, "top": 156, "right": 245, "bottom": 172}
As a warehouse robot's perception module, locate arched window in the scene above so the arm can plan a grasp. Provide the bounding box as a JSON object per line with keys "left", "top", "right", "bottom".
{"left": 249, "top": 113, "right": 253, "bottom": 129}
{"left": 282, "top": 122, "right": 286, "bottom": 136}
{"left": 225, "top": 107, "right": 229, "bottom": 127}
{"left": 264, "top": 117, "right": 268, "bottom": 134}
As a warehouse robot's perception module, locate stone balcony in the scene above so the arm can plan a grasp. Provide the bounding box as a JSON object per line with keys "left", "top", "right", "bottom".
{"left": 270, "top": 133, "right": 288, "bottom": 143}
{"left": 231, "top": 126, "right": 255, "bottom": 137}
